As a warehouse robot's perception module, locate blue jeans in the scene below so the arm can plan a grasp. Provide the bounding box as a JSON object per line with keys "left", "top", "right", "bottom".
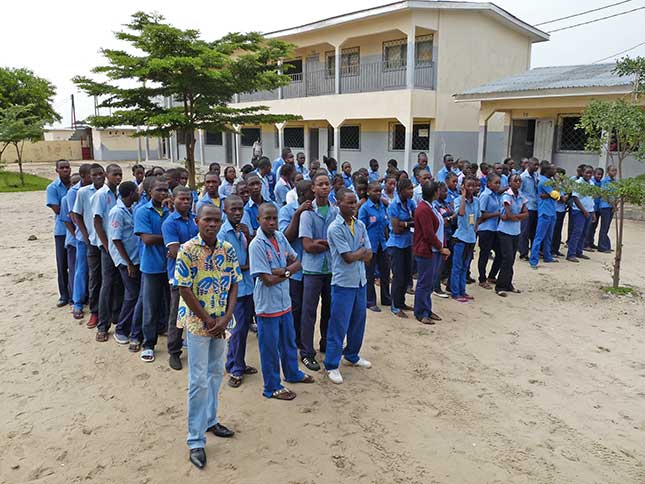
{"left": 567, "top": 211, "right": 591, "bottom": 258}
{"left": 225, "top": 295, "right": 254, "bottom": 377}
{"left": 72, "top": 240, "right": 88, "bottom": 311}
{"left": 257, "top": 312, "right": 305, "bottom": 398}
{"left": 597, "top": 207, "right": 614, "bottom": 251}
{"left": 450, "top": 240, "right": 474, "bottom": 297}
{"left": 116, "top": 265, "right": 140, "bottom": 338}
{"left": 324, "top": 285, "right": 367, "bottom": 371}
{"left": 186, "top": 331, "right": 226, "bottom": 449}
{"left": 141, "top": 273, "right": 170, "bottom": 350}
{"left": 414, "top": 254, "right": 441, "bottom": 319}
{"left": 530, "top": 214, "right": 555, "bottom": 266}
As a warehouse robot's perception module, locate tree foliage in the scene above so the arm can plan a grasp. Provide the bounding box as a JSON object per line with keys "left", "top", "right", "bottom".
{"left": 73, "top": 11, "right": 301, "bottom": 186}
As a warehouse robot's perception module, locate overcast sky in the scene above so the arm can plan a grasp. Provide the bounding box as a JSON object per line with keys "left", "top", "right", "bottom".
{"left": 3, "top": 0, "right": 644, "bottom": 127}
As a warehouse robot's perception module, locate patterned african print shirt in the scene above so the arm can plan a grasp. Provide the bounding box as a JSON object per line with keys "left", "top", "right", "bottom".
{"left": 175, "top": 234, "right": 242, "bottom": 337}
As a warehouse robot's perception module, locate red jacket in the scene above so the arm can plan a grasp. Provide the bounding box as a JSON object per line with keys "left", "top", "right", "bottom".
{"left": 413, "top": 200, "right": 443, "bottom": 258}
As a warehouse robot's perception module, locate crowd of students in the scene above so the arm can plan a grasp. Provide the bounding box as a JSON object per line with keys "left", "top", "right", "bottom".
{"left": 45, "top": 149, "right": 616, "bottom": 469}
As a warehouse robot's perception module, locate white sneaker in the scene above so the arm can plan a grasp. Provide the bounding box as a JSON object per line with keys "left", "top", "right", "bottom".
{"left": 345, "top": 358, "right": 372, "bottom": 369}
{"left": 327, "top": 369, "right": 343, "bottom": 384}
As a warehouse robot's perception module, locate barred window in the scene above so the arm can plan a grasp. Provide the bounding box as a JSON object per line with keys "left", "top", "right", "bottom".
{"left": 558, "top": 116, "right": 588, "bottom": 151}
{"left": 340, "top": 125, "right": 360, "bottom": 150}
{"left": 205, "top": 130, "right": 222, "bottom": 145}
{"left": 389, "top": 123, "right": 430, "bottom": 151}
{"left": 325, "top": 47, "right": 360, "bottom": 78}
{"left": 383, "top": 35, "right": 434, "bottom": 71}
{"left": 390, "top": 123, "right": 406, "bottom": 150}
{"left": 284, "top": 127, "right": 304, "bottom": 148}
{"left": 241, "top": 127, "right": 261, "bottom": 147}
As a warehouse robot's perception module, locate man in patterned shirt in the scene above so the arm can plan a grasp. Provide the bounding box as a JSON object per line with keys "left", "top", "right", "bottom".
{"left": 175, "top": 204, "right": 241, "bottom": 470}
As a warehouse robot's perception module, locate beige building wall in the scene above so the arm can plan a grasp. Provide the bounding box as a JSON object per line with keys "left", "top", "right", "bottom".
{"left": 0, "top": 140, "right": 82, "bottom": 162}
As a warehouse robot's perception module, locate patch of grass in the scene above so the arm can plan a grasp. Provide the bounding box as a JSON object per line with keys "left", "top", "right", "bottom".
{"left": 0, "top": 170, "right": 51, "bottom": 192}
{"left": 603, "top": 286, "right": 636, "bottom": 296}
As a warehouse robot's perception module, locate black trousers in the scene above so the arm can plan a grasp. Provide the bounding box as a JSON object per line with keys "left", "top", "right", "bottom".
{"left": 552, "top": 211, "right": 566, "bottom": 254}
{"left": 87, "top": 244, "right": 102, "bottom": 315}
{"left": 388, "top": 246, "right": 412, "bottom": 310}
{"left": 366, "top": 246, "right": 391, "bottom": 307}
{"left": 477, "top": 230, "right": 502, "bottom": 283}
{"left": 97, "top": 247, "right": 124, "bottom": 332}
{"left": 518, "top": 210, "right": 537, "bottom": 257}
{"left": 496, "top": 232, "right": 519, "bottom": 292}
{"left": 167, "top": 285, "right": 183, "bottom": 357}
{"left": 289, "top": 278, "right": 304, "bottom": 350}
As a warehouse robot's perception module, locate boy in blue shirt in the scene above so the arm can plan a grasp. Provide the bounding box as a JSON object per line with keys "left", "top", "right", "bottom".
{"left": 59, "top": 173, "right": 80, "bottom": 309}
{"left": 196, "top": 172, "right": 221, "bottom": 213}
{"left": 597, "top": 165, "right": 617, "bottom": 253}
{"left": 93, "top": 164, "right": 124, "bottom": 343}
{"left": 249, "top": 203, "right": 314, "bottom": 400}
{"left": 530, "top": 164, "right": 560, "bottom": 269}
{"left": 46, "top": 159, "right": 72, "bottom": 307}
{"left": 567, "top": 166, "right": 597, "bottom": 262}
{"left": 299, "top": 172, "right": 338, "bottom": 370}
{"left": 411, "top": 152, "right": 431, "bottom": 186}
{"left": 134, "top": 176, "right": 171, "bottom": 363}
{"left": 436, "top": 154, "right": 455, "bottom": 183}
{"left": 108, "top": 181, "right": 140, "bottom": 344}
{"left": 217, "top": 195, "right": 256, "bottom": 387}
{"left": 278, "top": 180, "right": 314, "bottom": 351}
{"left": 518, "top": 158, "right": 540, "bottom": 260}
{"left": 162, "top": 186, "right": 198, "bottom": 370}
{"left": 450, "top": 177, "right": 480, "bottom": 301}
{"left": 359, "top": 181, "right": 391, "bottom": 311}
{"left": 325, "top": 189, "right": 373, "bottom": 384}
{"left": 244, "top": 174, "right": 274, "bottom": 233}
{"left": 585, "top": 167, "right": 604, "bottom": 250}
{"left": 552, "top": 167, "right": 568, "bottom": 257}
{"left": 476, "top": 174, "right": 502, "bottom": 289}
{"left": 341, "top": 162, "right": 353, "bottom": 189}
{"left": 368, "top": 158, "right": 381, "bottom": 183}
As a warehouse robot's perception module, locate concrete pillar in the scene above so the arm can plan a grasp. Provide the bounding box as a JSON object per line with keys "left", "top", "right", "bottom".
{"left": 234, "top": 132, "right": 242, "bottom": 167}
{"left": 335, "top": 45, "right": 341, "bottom": 95}
{"left": 137, "top": 134, "right": 142, "bottom": 163}
{"left": 276, "top": 123, "right": 285, "bottom": 155}
{"left": 170, "top": 132, "right": 177, "bottom": 163}
{"left": 144, "top": 135, "right": 150, "bottom": 162}
{"left": 477, "top": 122, "right": 488, "bottom": 164}
{"left": 333, "top": 124, "right": 341, "bottom": 162}
{"left": 403, "top": 118, "right": 413, "bottom": 174}
{"left": 406, "top": 29, "right": 416, "bottom": 89}
{"left": 303, "top": 124, "right": 310, "bottom": 162}
{"left": 157, "top": 138, "right": 162, "bottom": 160}
{"left": 197, "top": 129, "right": 205, "bottom": 166}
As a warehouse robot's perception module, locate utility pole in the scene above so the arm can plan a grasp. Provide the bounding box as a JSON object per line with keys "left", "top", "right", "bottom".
{"left": 70, "top": 94, "right": 77, "bottom": 129}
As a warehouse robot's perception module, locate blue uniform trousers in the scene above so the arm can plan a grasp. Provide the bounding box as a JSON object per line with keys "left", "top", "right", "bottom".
{"left": 450, "top": 240, "right": 474, "bottom": 297}
{"left": 72, "top": 240, "right": 88, "bottom": 311}
{"left": 597, "top": 207, "right": 614, "bottom": 252}
{"left": 257, "top": 312, "right": 305, "bottom": 398}
{"left": 324, "top": 285, "right": 367, "bottom": 371}
{"left": 567, "top": 211, "right": 591, "bottom": 258}
{"left": 414, "top": 254, "right": 441, "bottom": 319}
{"left": 530, "top": 214, "right": 555, "bottom": 266}
{"left": 116, "top": 265, "right": 140, "bottom": 339}
{"left": 226, "top": 295, "right": 254, "bottom": 377}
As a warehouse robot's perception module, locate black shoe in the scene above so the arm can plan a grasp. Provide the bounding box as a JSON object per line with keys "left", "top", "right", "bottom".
{"left": 56, "top": 299, "right": 69, "bottom": 308}
{"left": 400, "top": 304, "right": 414, "bottom": 311}
{"left": 208, "top": 423, "right": 235, "bottom": 438}
{"left": 301, "top": 356, "right": 320, "bottom": 371}
{"left": 578, "top": 254, "right": 591, "bottom": 260}
{"left": 466, "top": 276, "right": 476, "bottom": 284}
{"left": 169, "top": 354, "right": 182, "bottom": 371}
{"left": 519, "top": 255, "right": 529, "bottom": 261}
{"left": 189, "top": 448, "right": 206, "bottom": 469}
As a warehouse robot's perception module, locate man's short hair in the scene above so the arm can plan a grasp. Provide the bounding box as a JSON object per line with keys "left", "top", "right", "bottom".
{"left": 173, "top": 185, "right": 192, "bottom": 197}
{"left": 119, "top": 181, "right": 137, "bottom": 198}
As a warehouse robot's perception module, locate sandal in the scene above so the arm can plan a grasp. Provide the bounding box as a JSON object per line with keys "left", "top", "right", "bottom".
{"left": 243, "top": 366, "right": 258, "bottom": 375}
{"left": 140, "top": 349, "right": 155, "bottom": 363}
{"left": 479, "top": 281, "right": 492, "bottom": 289}
{"left": 271, "top": 388, "right": 296, "bottom": 400}
{"left": 228, "top": 375, "right": 242, "bottom": 388}
{"left": 95, "top": 331, "right": 109, "bottom": 342}
{"left": 129, "top": 342, "right": 141, "bottom": 353}
{"left": 72, "top": 309, "right": 84, "bottom": 320}
{"left": 430, "top": 312, "right": 442, "bottom": 321}
{"left": 296, "top": 374, "right": 315, "bottom": 384}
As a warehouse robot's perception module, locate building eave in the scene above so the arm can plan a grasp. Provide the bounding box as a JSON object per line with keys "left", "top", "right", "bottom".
{"left": 453, "top": 86, "right": 633, "bottom": 102}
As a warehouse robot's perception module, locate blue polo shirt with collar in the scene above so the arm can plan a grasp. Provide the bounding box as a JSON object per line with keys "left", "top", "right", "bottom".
{"left": 46, "top": 177, "right": 70, "bottom": 236}
{"left": 217, "top": 219, "right": 253, "bottom": 297}
{"left": 477, "top": 187, "right": 500, "bottom": 232}
{"left": 520, "top": 170, "right": 539, "bottom": 211}
{"left": 599, "top": 176, "right": 616, "bottom": 210}
{"left": 358, "top": 198, "right": 388, "bottom": 252}
{"left": 498, "top": 189, "right": 527, "bottom": 236}
{"left": 278, "top": 201, "right": 304, "bottom": 282}
{"left": 244, "top": 197, "right": 275, "bottom": 232}
{"left": 572, "top": 178, "right": 596, "bottom": 213}
{"left": 452, "top": 195, "right": 480, "bottom": 243}
{"left": 91, "top": 184, "right": 118, "bottom": 248}
{"left": 108, "top": 199, "right": 140, "bottom": 267}
{"left": 299, "top": 200, "right": 338, "bottom": 274}
{"left": 386, "top": 195, "right": 415, "bottom": 249}
{"left": 59, "top": 194, "right": 76, "bottom": 248}
{"left": 327, "top": 214, "right": 371, "bottom": 288}
{"left": 134, "top": 200, "right": 169, "bottom": 274}
{"left": 162, "top": 210, "right": 198, "bottom": 283}
{"left": 73, "top": 184, "right": 100, "bottom": 246}
{"left": 368, "top": 170, "right": 381, "bottom": 182}
{"left": 537, "top": 175, "right": 557, "bottom": 217}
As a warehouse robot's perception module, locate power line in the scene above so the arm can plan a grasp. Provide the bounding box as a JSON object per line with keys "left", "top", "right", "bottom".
{"left": 535, "top": 0, "right": 633, "bottom": 26}
{"left": 546, "top": 6, "right": 645, "bottom": 33}
{"left": 592, "top": 40, "right": 645, "bottom": 63}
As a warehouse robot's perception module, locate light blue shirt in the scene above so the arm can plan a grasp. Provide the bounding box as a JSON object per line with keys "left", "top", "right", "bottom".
{"left": 386, "top": 195, "right": 416, "bottom": 249}
{"left": 452, "top": 195, "right": 480, "bottom": 244}
{"left": 572, "top": 178, "right": 595, "bottom": 213}
{"left": 217, "top": 219, "right": 253, "bottom": 297}
{"left": 299, "top": 201, "right": 338, "bottom": 274}
{"left": 537, "top": 175, "right": 556, "bottom": 217}
{"left": 477, "top": 187, "right": 500, "bottom": 232}
{"left": 274, "top": 179, "right": 292, "bottom": 206}
{"left": 599, "top": 176, "right": 616, "bottom": 210}
{"left": 278, "top": 201, "right": 304, "bottom": 281}
{"left": 219, "top": 181, "right": 235, "bottom": 200}
{"left": 59, "top": 194, "right": 76, "bottom": 248}
{"left": 72, "top": 184, "right": 100, "bottom": 246}
{"left": 244, "top": 197, "right": 275, "bottom": 232}
{"left": 499, "top": 174, "right": 509, "bottom": 191}
{"left": 498, "top": 189, "right": 526, "bottom": 236}
{"left": 411, "top": 164, "right": 431, "bottom": 186}
{"left": 249, "top": 229, "right": 297, "bottom": 315}
{"left": 327, "top": 214, "right": 371, "bottom": 288}
{"left": 134, "top": 200, "right": 170, "bottom": 274}
{"left": 108, "top": 199, "right": 140, "bottom": 267}
{"left": 271, "top": 157, "right": 285, "bottom": 176}
{"left": 519, "top": 170, "right": 539, "bottom": 211}
{"left": 91, "top": 184, "right": 118, "bottom": 248}
{"left": 64, "top": 182, "right": 82, "bottom": 241}
{"left": 195, "top": 193, "right": 221, "bottom": 214}
{"left": 368, "top": 170, "right": 381, "bottom": 182}
{"left": 358, "top": 198, "right": 388, "bottom": 252}
{"left": 46, "top": 178, "right": 69, "bottom": 236}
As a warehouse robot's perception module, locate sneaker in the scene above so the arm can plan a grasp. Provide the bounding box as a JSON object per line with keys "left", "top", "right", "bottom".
{"left": 114, "top": 333, "right": 129, "bottom": 345}
{"left": 433, "top": 289, "right": 449, "bottom": 299}
{"left": 301, "top": 356, "right": 320, "bottom": 371}
{"left": 367, "top": 305, "right": 382, "bottom": 312}
{"left": 249, "top": 322, "right": 258, "bottom": 333}
{"left": 327, "top": 369, "right": 343, "bottom": 384}
{"left": 345, "top": 358, "right": 372, "bottom": 369}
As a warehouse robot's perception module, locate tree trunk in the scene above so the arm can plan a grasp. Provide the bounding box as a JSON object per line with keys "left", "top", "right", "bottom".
{"left": 185, "top": 130, "right": 196, "bottom": 189}
{"left": 612, "top": 197, "right": 624, "bottom": 288}
{"left": 13, "top": 141, "right": 24, "bottom": 186}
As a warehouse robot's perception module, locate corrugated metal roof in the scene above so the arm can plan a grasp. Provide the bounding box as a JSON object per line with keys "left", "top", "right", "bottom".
{"left": 458, "top": 63, "right": 635, "bottom": 96}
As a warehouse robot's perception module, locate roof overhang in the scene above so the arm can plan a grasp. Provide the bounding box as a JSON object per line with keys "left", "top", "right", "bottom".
{"left": 453, "top": 85, "right": 632, "bottom": 102}
{"left": 265, "top": 1, "right": 549, "bottom": 43}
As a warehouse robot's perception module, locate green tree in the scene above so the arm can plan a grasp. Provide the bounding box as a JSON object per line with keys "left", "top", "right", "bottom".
{"left": 576, "top": 56, "right": 645, "bottom": 288}
{"left": 73, "top": 11, "right": 299, "bottom": 187}
{"left": 0, "top": 68, "right": 60, "bottom": 185}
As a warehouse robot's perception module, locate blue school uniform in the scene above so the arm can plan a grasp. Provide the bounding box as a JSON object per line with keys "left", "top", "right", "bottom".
{"left": 59, "top": 194, "right": 76, "bottom": 249}
{"left": 530, "top": 175, "right": 557, "bottom": 266}
{"left": 244, "top": 197, "right": 274, "bottom": 232}
{"left": 450, "top": 195, "right": 480, "bottom": 297}
{"left": 446, "top": 188, "right": 458, "bottom": 206}
{"left": 195, "top": 193, "right": 221, "bottom": 214}
{"left": 274, "top": 179, "right": 292, "bottom": 206}
{"left": 386, "top": 195, "right": 416, "bottom": 249}
{"left": 436, "top": 167, "right": 456, "bottom": 183}
{"left": 342, "top": 173, "right": 353, "bottom": 188}
{"left": 324, "top": 214, "right": 371, "bottom": 371}
{"left": 499, "top": 174, "right": 509, "bottom": 191}
{"left": 477, "top": 187, "right": 500, "bottom": 233}
{"left": 368, "top": 170, "right": 381, "bottom": 182}
{"left": 599, "top": 176, "right": 616, "bottom": 210}
{"left": 278, "top": 201, "right": 304, "bottom": 281}
{"left": 498, "top": 189, "right": 526, "bottom": 236}
{"left": 271, "top": 157, "right": 285, "bottom": 176}
{"left": 519, "top": 170, "right": 539, "bottom": 211}
{"left": 217, "top": 219, "right": 252, "bottom": 297}
{"left": 134, "top": 201, "right": 170, "bottom": 274}
{"left": 219, "top": 180, "right": 235, "bottom": 200}
{"left": 108, "top": 199, "right": 140, "bottom": 267}
{"left": 72, "top": 184, "right": 100, "bottom": 246}
{"left": 249, "top": 229, "right": 305, "bottom": 397}
{"left": 298, "top": 201, "right": 338, "bottom": 274}
{"left": 358, "top": 199, "right": 388, "bottom": 253}
{"left": 46, "top": 178, "right": 69, "bottom": 237}
{"left": 162, "top": 211, "right": 198, "bottom": 283}
{"left": 91, "top": 184, "right": 118, "bottom": 249}
{"left": 452, "top": 195, "right": 480, "bottom": 243}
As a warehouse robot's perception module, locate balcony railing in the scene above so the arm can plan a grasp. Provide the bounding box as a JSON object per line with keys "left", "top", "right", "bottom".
{"left": 236, "top": 60, "right": 434, "bottom": 102}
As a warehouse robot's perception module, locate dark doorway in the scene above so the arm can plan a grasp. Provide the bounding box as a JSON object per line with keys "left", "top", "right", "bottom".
{"left": 309, "top": 128, "right": 319, "bottom": 162}
{"left": 510, "top": 119, "right": 535, "bottom": 161}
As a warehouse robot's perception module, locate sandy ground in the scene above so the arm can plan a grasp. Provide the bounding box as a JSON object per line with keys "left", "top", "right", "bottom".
{"left": 1, "top": 176, "right": 645, "bottom": 484}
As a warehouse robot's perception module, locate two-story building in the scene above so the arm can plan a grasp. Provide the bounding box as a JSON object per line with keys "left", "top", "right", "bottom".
{"left": 172, "top": 1, "right": 548, "bottom": 173}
